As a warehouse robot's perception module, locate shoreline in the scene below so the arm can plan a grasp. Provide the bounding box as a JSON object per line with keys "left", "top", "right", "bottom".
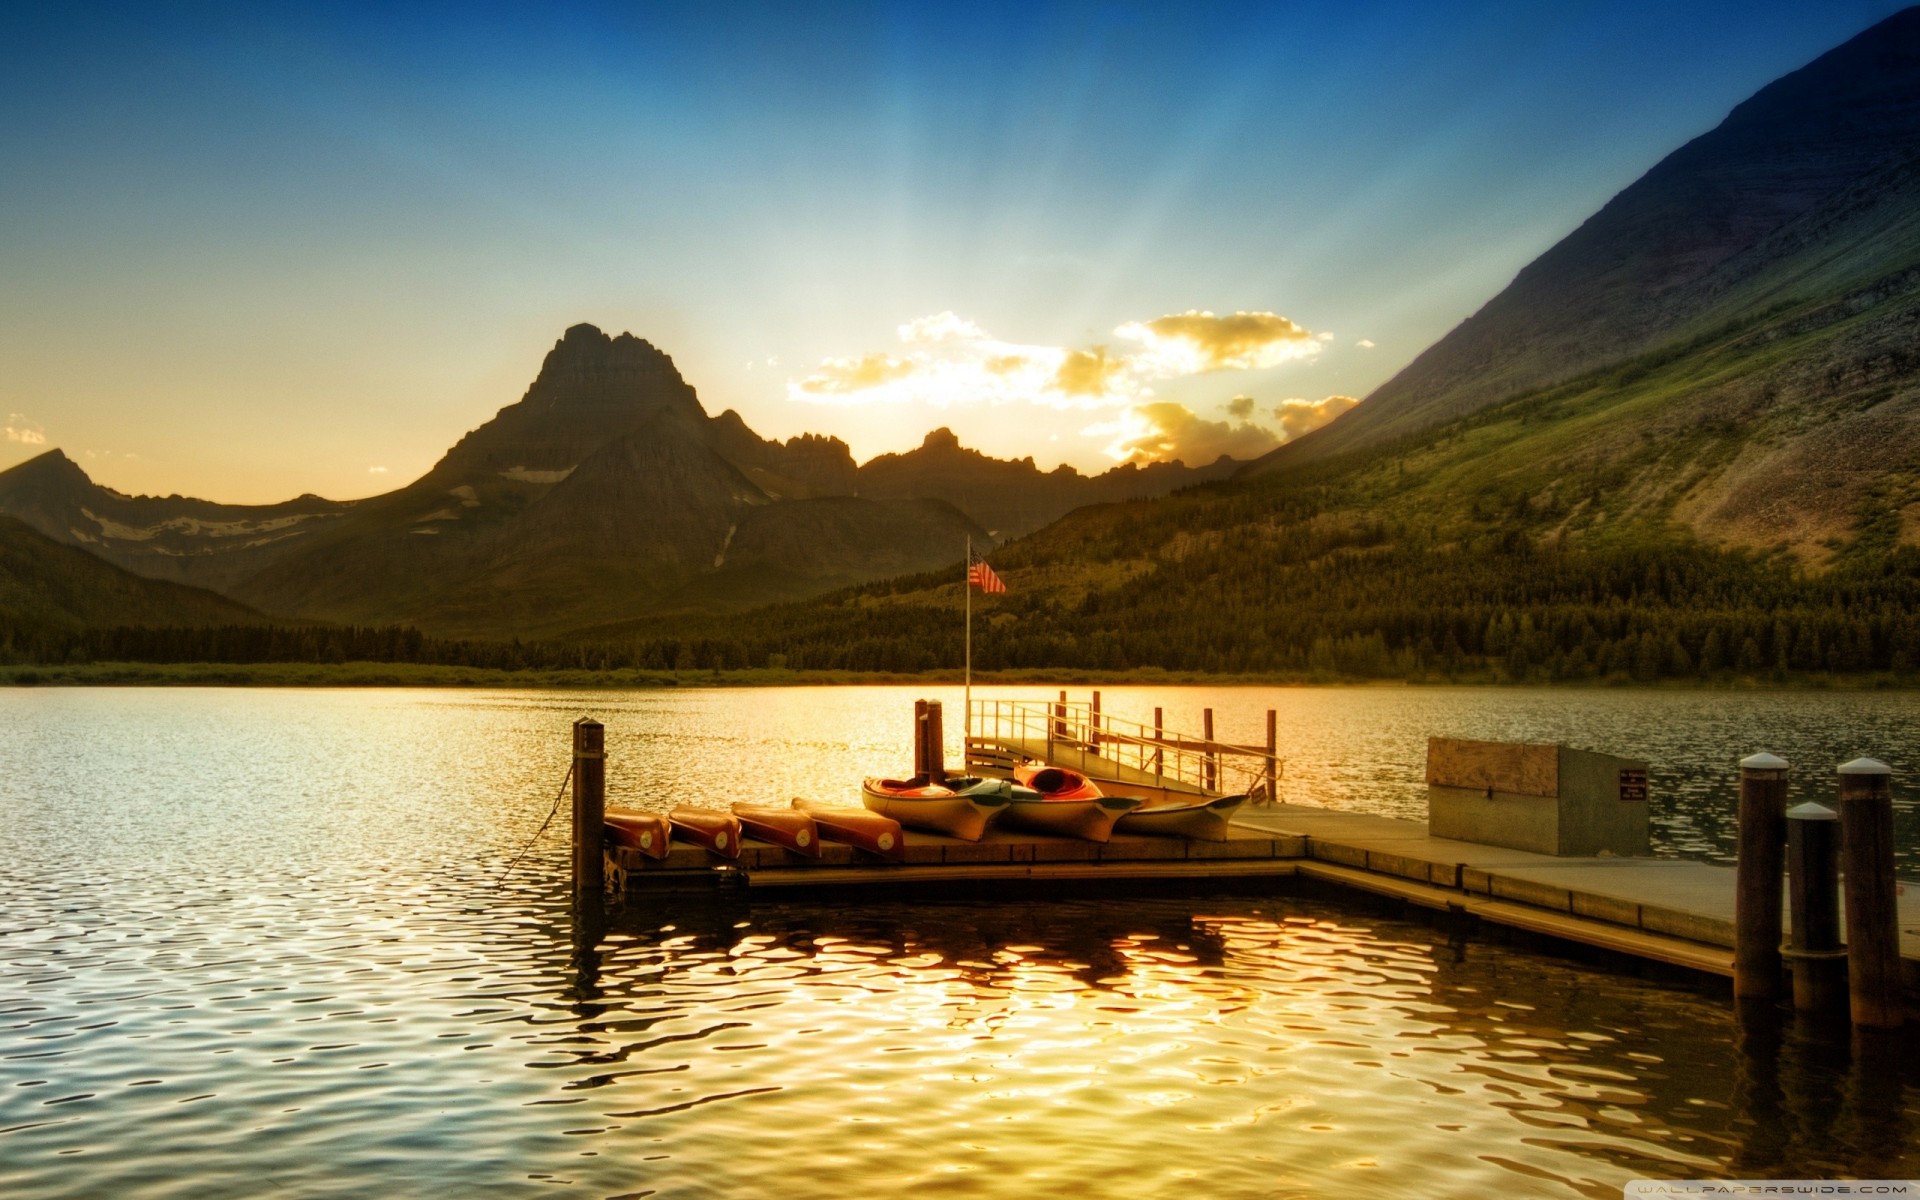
{"left": 6, "top": 660, "right": 1920, "bottom": 690}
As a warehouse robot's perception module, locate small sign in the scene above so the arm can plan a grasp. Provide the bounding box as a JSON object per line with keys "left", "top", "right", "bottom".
{"left": 1619, "top": 768, "right": 1648, "bottom": 803}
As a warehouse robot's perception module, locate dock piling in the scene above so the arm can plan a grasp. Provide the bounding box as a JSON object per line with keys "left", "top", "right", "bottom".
{"left": 1090, "top": 690, "right": 1102, "bottom": 752}
{"left": 1785, "top": 800, "right": 1846, "bottom": 1018}
{"left": 571, "top": 719, "right": 605, "bottom": 901}
{"left": 925, "top": 700, "right": 946, "bottom": 783}
{"left": 1153, "top": 707, "right": 1165, "bottom": 783}
{"left": 1734, "top": 752, "right": 1789, "bottom": 1001}
{"left": 912, "top": 699, "right": 929, "bottom": 777}
{"left": 1264, "top": 710, "right": 1279, "bottom": 803}
{"left": 1203, "top": 708, "right": 1217, "bottom": 793}
{"left": 1837, "top": 758, "right": 1903, "bottom": 1029}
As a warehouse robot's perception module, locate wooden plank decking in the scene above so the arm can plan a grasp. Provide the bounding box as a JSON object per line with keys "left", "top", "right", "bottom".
{"left": 604, "top": 797, "right": 1920, "bottom": 1000}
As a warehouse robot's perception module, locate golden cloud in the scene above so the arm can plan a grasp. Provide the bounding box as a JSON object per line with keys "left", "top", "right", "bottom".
{"left": 1225, "top": 395, "right": 1256, "bottom": 419}
{"left": 796, "top": 352, "right": 917, "bottom": 396}
{"left": 1273, "top": 395, "right": 1360, "bottom": 441}
{"left": 4, "top": 414, "right": 46, "bottom": 445}
{"left": 1086, "top": 401, "right": 1280, "bottom": 465}
{"left": 1115, "top": 310, "right": 1319, "bottom": 374}
{"left": 1052, "top": 347, "right": 1122, "bottom": 397}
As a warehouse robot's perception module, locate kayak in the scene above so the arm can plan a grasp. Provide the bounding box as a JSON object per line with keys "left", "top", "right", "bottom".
{"left": 793, "top": 797, "right": 907, "bottom": 861}
{"left": 604, "top": 810, "right": 671, "bottom": 860}
{"left": 1114, "top": 793, "right": 1248, "bottom": 842}
{"left": 998, "top": 792, "right": 1142, "bottom": 842}
{"left": 860, "top": 775, "right": 1012, "bottom": 841}
{"left": 1012, "top": 762, "right": 1104, "bottom": 801}
{"left": 732, "top": 804, "right": 821, "bottom": 857}
{"left": 669, "top": 806, "right": 742, "bottom": 859}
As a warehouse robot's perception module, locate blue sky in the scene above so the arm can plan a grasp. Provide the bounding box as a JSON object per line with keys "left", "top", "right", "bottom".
{"left": 1, "top": 1, "right": 1908, "bottom": 501}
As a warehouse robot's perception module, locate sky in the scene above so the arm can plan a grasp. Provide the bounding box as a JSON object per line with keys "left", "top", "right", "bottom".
{"left": 0, "top": 0, "right": 1910, "bottom": 503}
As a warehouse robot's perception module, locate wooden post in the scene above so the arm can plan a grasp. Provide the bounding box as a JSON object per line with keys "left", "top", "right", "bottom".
{"left": 1264, "top": 709, "right": 1279, "bottom": 804}
{"left": 1785, "top": 800, "right": 1846, "bottom": 1018}
{"left": 572, "top": 719, "right": 605, "bottom": 901}
{"left": 1837, "top": 758, "right": 1903, "bottom": 1029}
{"left": 1153, "top": 706, "right": 1164, "bottom": 782}
{"left": 925, "top": 700, "right": 946, "bottom": 784}
{"left": 1090, "top": 690, "right": 1102, "bottom": 752}
{"left": 912, "top": 699, "right": 929, "bottom": 779}
{"left": 1055, "top": 690, "right": 1067, "bottom": 740}
{"left": 1202, "top": 708, "right": 1216, "bottom": 793}
{"left": 1734, "top": 752, "right": 1789, "bottom": 1001}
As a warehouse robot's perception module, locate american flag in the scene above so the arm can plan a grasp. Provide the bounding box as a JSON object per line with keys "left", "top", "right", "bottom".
{"left": 968, "top": 546, "right": 1006, "bottom": 593}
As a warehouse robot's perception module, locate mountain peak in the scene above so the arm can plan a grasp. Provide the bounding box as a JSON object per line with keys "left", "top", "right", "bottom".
{"left": 921, "top": 427, "right": 962, "bottom": 451}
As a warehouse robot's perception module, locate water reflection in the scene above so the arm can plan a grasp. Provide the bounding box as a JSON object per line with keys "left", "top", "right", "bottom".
{"left": 2, "top": 686, "right": 1917, "bottom": 1199}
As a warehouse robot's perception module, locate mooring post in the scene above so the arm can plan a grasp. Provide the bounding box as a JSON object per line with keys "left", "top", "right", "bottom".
{"left": 1153, "top": 706, "right": 1165, "bottom": 782}
{"left": 1836, "top": 758, "right": 1903, "bottom": 1029}
{"left": 1055, "top": 690, "right": 1067, "bottom": 740}
{"left": 1784, "top": 800, "right": 1847, "bottom": 1018}
{"left": 912, "top": 699, "right": 929, "bottom": 779}
{"left": 1202, "top": 708, "right": 1217, "bottom": 793}
{"left": 571, "top": 719, "right": 605, "bottom": 901}
{"left": 1090, "top": 690, "right": 1102, "bottom": 752}
{"left": 925, "top": 699, "right": 947, "bottom": 783}
{"left": 1264, "top": 710, "right": 1279, "bottom": 804}
{"left": 1734, "top": 752, "right": 1790, "bottom": 1001}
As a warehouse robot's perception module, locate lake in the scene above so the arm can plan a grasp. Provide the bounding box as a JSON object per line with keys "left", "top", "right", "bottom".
{"left": 2, "top": 685, "right": 1916, "bottom": 1197}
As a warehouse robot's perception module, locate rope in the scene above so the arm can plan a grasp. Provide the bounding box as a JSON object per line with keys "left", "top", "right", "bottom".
{"left": 497, "top": 760, "right": 575, "bottom": 883}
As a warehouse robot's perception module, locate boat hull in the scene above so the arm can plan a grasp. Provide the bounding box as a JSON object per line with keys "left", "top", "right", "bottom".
{"left": 669, "top": 806, "right": 742, "bottom": 859}
{"left": 793, "top": 798, "right": 906, "bottom": 861}
{"left": 604, "top": 810, "right": 671, "bottom": 860}
{"left": 1012, "top": 762, "right": 1103, "bottom": 800}
{"left": 997, "top": 796, "right": 1141, "bottom": 843}
{"left": 860, "top": 778, "right": 1009, "bottom": 841}
{"left": 732, "top": 804, "right": 821, "bottom": 858}
{"left": 1114, "top": 794, "right": 1247, "bottom": 842}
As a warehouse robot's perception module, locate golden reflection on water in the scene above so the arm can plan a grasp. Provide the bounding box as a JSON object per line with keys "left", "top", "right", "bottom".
{"left": 1, "top": 686, "right": 1917, "bottom": 1199}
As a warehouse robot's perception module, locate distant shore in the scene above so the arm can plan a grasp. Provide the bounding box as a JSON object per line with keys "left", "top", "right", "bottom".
{"left": 5, "top": 660, "right": 1919, "bottom": 690}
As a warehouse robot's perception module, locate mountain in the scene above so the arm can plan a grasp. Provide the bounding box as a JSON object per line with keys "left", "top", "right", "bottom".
{"left": 1255, "top": 5, "right": 1920, "bottom": 470}
{"left": 854, "top": 428, "right": 1240, "bottom": 538}
{"left": 0, "top": 515, "right": 264, "bottom": 647}
{"left": 0, "top": 449, "right": 353, "bottom": 592}
{"left": 1, "top": 322, "right": 1241, "bottom": 638}
{"left": 661, "top": 11, "right": 1920, "bottom": 681}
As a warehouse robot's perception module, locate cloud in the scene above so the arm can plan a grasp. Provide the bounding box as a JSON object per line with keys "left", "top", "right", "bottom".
{"left": 4, "top": 413, "right": 46, "bottom": 445}
{"left": 368, "top": 465, "right": 389, "bottom": 475}
{"left": 1053, "top": 347, "right": 1122, "bottom": 397}
{"left": 795, "top": 352, "right": 918, "bottom": 396}
{"left": 1115, "top": 310, "right": 1320, "bottom": 374}
{"left": 1356, "top": 338, "right": 1375, "bottom": 348}
{"left": 1085, "top": 401, "right": 1281, "bottom": 465}
{"left": 1273, "top": 395, "right": 1360, "bottom": 440}
{"left": 1225, "top": 395, "right": 1256, "bottom": 419}
{"left": 787, "top": 308, "right": 1324, "bottom": 416}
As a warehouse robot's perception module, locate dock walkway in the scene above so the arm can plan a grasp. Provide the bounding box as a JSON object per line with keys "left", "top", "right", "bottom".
{"left": 607, "top": 799, "right": 1919, "bottom": 1000}
{"left": 1234, "top": 803, "right": 1920, "bottom": 991}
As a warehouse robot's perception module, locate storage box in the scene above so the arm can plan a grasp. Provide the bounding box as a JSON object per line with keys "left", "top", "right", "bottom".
{"left": 1426, "top": 737, "right": 1650, "bottom": 857}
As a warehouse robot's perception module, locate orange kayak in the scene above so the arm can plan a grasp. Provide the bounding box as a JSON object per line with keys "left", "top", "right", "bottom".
{"left": 604, "top": 810, "right": 671, "bottom": 860}
{"left": 1013, "top": 762, "right": 1104, "bottom": 801}
{"left": 669, "top": 806, "right": 742, "bottom": 859}
{"left": 732, "top": 804, "right": 821, "bottom": 858}
{"left": 792, "top": 798, "right": 906, "bottom": 862}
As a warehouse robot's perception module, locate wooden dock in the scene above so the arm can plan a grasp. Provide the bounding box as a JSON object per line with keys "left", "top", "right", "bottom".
{"left": 602, "top": 800, "right": 1920, "bottom": 1002}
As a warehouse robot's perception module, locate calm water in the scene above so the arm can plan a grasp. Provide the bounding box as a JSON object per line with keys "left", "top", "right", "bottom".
{"left": 2, "top": 685, "right": 1918, "bottom": 1198}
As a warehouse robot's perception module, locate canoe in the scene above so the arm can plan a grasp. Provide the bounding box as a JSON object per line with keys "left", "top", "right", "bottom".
{"left": 793, "top": 797, "right": 906, "bottom": 862}
{"left": 1012, "top": 762, "right": 1104, "bottom": 801}
{"left": 732, "top": 804, "right": 821, "bottom": 858}
{"left": 860, "top": 775, "right": 1011, "bottom": 841}
{"left": 669, "top": 806, "right": 742, "bottom": 859}
{"left": 1114, "top": 793, "right": 1247, "bottom": 842}
{"left": 997, "top": 793, "right": 1142, "bottom": 842}
{"left": 603, "top": 810, "right": 671, "bottom": 860}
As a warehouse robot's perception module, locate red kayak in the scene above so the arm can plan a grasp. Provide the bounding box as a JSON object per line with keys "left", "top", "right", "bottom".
{"left": 792, "top": 798, "right": 906, "bottom": 862}
{"left": 604, "top": 810, "right": 671, "bottom": 860}
{"left": 1013, "top": 762, "right": 1104, "bottom": 800}
{"left": 669, "top": 806, "right": 742, "bottom": 860}
{"left": 732, "top": 804, "right": 821, "bottom": 858}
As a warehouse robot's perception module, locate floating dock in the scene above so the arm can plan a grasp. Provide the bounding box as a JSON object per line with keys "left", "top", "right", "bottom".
{"left": 579, "top": 700, "right": 1920, "bottom": 1008}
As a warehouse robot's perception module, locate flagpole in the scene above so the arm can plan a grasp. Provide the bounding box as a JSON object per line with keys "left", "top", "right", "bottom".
{"left": 964, "top": 534, "right": 972, "bottom": 745}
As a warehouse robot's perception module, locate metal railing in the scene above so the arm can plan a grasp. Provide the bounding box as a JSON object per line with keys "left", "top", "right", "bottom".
{"left": 966, "top": 694, "right": 1282, "bottom": 802}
